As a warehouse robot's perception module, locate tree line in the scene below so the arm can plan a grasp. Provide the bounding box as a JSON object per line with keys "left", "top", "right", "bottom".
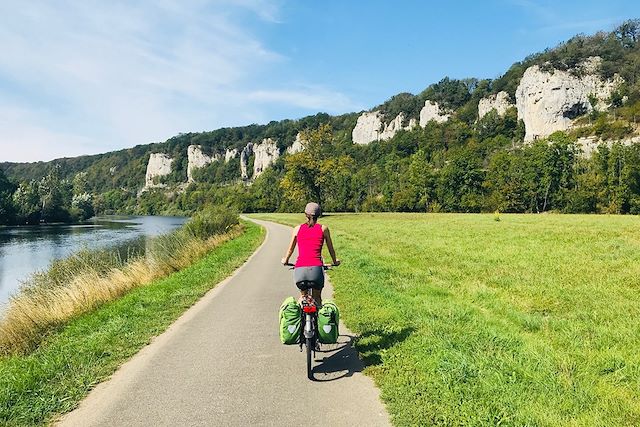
{"left": 0, "top": 165, "right": 94, "bottom": 225}
{"left": 2, "top": 20, "right": 640, "bottom": 222}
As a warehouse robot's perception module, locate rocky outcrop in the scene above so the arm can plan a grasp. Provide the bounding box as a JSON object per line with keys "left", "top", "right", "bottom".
{"left": 379, "top": 113, "right": 417, "bottom": 140}
{"left": 478, "top": 91, "right": 513, "bottom": 120}
{"left": 419, "top": 101, "right": 450, "bottom": 127}
{"left": 515, "top": 57, "right": 622, "bottom": 141}
{"left": 253, "top": 138, "right": 280, "bottom": 178}
{"left": 352, "top": 111, "right": 384, "bottom": 145}
{"left": 352, "top": 111, "right": 417, "bottom": 145}
{"left": 224, "top": 148, "right": 238, "bottom": 163}
{"left": 144, "top": 153, "right": 173, "bottom": 188}
{"left": 286, "top": 133, "right": 305, "bottom": 155}
{"left": 240, "top": 143, "right": 253, "bottom": 180}
{"left": 577, "top": 135, "right": 640, "bottom": 157}
{"left": 187, "top": 145, "right": 220, "bottom": 182}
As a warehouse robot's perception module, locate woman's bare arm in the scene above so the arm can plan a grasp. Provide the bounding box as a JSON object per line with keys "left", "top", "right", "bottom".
{"left": 323, "top": 226, "right": 340, "bottom": 265}
{"left": 281, "top": 225, "right": 299, "bottom": 264}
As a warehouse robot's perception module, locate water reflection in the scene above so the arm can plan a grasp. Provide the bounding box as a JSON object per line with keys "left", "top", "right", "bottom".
{"left": 0, "top": 216, "right": 187, "bottom": 307}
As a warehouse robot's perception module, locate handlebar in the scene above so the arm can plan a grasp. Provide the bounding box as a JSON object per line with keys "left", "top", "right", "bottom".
{"left": 282, "top": 262, "right": 339, "bottom": 270}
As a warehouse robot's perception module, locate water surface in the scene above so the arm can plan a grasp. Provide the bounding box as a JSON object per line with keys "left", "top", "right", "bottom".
{"left": 0, "top": 216, "right": 187, "bottom": 307}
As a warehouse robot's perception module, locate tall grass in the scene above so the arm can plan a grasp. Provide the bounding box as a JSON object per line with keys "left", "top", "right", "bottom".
{"left": 0, "top": 207, "right": 239, "bottom": 356}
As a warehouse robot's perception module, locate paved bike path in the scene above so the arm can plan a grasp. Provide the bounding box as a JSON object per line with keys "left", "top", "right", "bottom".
{"left": 58, "top": 219, "right": 390, "bottom": 427}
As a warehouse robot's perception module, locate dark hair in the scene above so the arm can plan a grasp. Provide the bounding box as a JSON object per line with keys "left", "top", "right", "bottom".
{"left": 305, "top": 213, "right": 318, "bottom": 226}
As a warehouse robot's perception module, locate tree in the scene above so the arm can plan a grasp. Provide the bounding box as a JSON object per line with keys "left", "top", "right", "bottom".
{"left": 39, "top": 165, "right": 72, "bottom": 222}
{"left": 0, "top": 169, "right": 16, "bottom": 224}
{"left": 13, "top": 180, "right": 41, "bottom": 224}
{"left": 280, "top": 124, "right": 356, "bottom": 211}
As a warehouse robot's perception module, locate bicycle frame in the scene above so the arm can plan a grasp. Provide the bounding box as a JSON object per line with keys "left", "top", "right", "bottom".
{"left": 283, "top": 263, "right": 335, "bottom": 380}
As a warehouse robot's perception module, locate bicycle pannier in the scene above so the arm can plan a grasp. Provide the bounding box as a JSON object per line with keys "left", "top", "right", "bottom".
{"left": 317, "top": 300, "right": 339, "bottom": 344}
{"left": 279, "top": 297, "right": 301, "bottom": 345}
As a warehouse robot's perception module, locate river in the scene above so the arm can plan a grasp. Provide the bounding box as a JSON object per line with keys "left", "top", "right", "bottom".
{"left": 0, "top": 216, "right": 187, "bottom": 307}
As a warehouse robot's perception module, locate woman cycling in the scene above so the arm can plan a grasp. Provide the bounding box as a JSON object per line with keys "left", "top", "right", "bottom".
{"left": 281, "top": 202, "right": 340, "bottom": 307}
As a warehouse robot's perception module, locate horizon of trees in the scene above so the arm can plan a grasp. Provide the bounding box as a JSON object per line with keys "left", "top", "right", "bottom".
{"left": 1, "top": 20, "right": 640, "bottom": 224}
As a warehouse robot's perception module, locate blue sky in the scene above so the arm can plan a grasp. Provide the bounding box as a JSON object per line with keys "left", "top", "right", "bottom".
{"left": 0, "top": 0, "right": 638, "bottom": 162}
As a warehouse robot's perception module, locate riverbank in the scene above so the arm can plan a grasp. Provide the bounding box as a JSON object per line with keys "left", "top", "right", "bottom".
{"left": 0, "top": 215, "right": 187, "bottom": 307}
{"left": 0, "top": 220, "right": 264, "bottom": 426}
{"left": 252, "top": 213, "right": 640, "bottom": 426}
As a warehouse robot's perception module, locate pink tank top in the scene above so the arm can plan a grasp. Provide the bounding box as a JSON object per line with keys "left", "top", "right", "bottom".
{"left": 295, "top": 223, "right": 324, "bottom": 267}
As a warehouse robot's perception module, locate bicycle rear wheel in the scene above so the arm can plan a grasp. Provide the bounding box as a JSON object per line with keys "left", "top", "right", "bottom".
{"left": 306, "top": 337, "right": 313, "bottom": 380}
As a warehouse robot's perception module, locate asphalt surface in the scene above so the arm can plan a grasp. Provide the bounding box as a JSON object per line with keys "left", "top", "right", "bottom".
{"left": 58, "top": 218, "right": 391, "bottom": 427}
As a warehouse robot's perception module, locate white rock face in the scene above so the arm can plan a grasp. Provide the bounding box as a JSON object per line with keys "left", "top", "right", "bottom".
{"left": 144, "top": 153, "right": 173, "bottom": 188}
{"left": 187, "top": 145, "right": 220, "bottom": 183}
{"left": 240, "top": 143, "right": 253, "bottom": 180}
{"left": 419, "top": 101, "right": 450, "bottom": 127}
{"left": 253, "top": 138, "right": 280, "bottom": 178}
{"left": 224, "top": 148, "right": 238, "bottom": 163}
{"left": 352, "top": 111, "right": 384, "bottom": 145}
{"left": 379, "top": 113, "right": 407, "bottom": 140}
{"left": 478, "top": 91, "right": 513, "bottom": 120}
{"left": 286, "top": 133, "right": 305, "bottom": 155}
{"left": 577, "top": 135, "right": 640, "bottom": 158}
{"left": 515, "top": 57, "right": 622, "bottom": 141}
{"left": 352, "top": 111, "right": 416, "bottom": 145}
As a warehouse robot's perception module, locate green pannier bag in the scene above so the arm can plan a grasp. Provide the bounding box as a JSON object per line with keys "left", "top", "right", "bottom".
{"left": 279, "top": 296, "right": 301, "bottom": 345}
{"left": 318, "top": 300, "right": 340, "bottom": 344}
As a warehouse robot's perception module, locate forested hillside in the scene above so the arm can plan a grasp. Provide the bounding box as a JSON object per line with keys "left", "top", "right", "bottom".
{"left": 1, "top": 20, "right": 639, "bottom": 223}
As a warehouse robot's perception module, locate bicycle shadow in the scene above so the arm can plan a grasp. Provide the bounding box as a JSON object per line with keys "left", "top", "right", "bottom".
{"left": 311, "top": 327, "right": 415, "bottom": 381}
{"left": 311, "top": 335, "right": 363, "bottom": 382}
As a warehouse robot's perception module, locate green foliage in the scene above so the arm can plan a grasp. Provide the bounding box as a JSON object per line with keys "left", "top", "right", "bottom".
{"left": 185, "top": 206, "right": 240, "bottom": 239}
{"left": 0, "top": 169, "right": 16, "bottom": 225}
{"left": 280, "top": 125, "right": 357, "bottom": 212}
{"left": 376, "top": 92, "right": 424, "bottom": 123}
{"left": 421, "top": 77, "right": 475, "bottom": 111}
{"left": 136, "top": 189, "right": 170, "bottom": 215}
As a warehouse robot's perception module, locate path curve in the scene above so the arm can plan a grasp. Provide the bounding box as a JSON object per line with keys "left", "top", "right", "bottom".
{"left": 58, "top": 218, "right": 390, "bottom": 427}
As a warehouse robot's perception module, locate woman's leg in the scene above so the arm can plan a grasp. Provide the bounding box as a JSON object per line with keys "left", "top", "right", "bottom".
{"left": 312, "top": 288, "right": 322, "bottom": 307}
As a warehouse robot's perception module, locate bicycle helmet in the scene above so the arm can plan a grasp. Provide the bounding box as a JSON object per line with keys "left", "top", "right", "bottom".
{"left": 304, "top": 202, "right": 321, "bottom": 217}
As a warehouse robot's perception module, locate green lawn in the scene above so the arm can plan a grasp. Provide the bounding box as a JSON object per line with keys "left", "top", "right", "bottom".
{"left": 0, "top": 221, "right": 264, "bottom": 426}
{"left": 252, "top": 213, "right": 640, "bottom": 426}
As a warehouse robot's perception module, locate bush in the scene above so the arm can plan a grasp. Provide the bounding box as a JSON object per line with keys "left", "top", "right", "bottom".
{"left": 185, "top": 206, "right": 239, "bottom": 239}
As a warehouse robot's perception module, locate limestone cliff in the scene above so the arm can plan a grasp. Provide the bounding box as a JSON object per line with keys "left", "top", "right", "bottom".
{"left": 240, "top": 143, "right": 253, "bottom": 180}
{"left": 187, "top": 145, "right": 220, "bottom": 183}
{"left": 253, "top": 138, "right": 280, "bottom": 178}
{"left": 352, "top": 111, "right": 384, "bottom": 145}
{"left": 515, "top": 57, "right": 622, "bottom": 141}
{"left": 576, "top": 135, "right": 640, "bottom": 157}
{"left": 286, "top": 133, "right": 305, "bottom": 155}
{"left": 478, "top": 91, "right": 513, "bottom": 120}
{"left": 144, "top": 153, "right": 173, "bottom": 189}
{"left": 224, "top": 148, "right": 238, "bottom": 163}
{"left": 352, "top": 111, "right": 416, "bottom": 145}
{"left": 419, "top": 101, "right": 450, "bottom": 127}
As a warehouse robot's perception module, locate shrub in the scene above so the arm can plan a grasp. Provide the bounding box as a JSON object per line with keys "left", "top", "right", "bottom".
{"left": 185, "top": 206, "right": 239, "bottom": 239}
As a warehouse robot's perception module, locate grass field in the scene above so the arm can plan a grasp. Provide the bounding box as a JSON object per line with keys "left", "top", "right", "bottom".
{"left": 252, "top": 213, "right": 640, "bottom": 426}
{"left": 0, "top": 221, "right": 264, "bottom": 426}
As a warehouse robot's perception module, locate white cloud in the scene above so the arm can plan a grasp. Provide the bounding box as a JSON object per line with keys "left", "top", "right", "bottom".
{"left": 507, "top": 0, "right": 622, "bottom": 36}
{"left": 0, "top": 0, "right": 355, "bottom": 162}
{"left": 248, "top": 86, "right": 362, "bottom": 112}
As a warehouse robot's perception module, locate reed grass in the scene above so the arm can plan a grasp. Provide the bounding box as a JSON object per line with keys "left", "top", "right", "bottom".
{"left": 0, "top": 209, "right": 241, "bottom": 356}
{"left": 0, "top": 220, "right": 264, "bottom": 426}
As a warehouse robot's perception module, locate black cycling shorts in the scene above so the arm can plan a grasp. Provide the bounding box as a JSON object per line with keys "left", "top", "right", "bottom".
{"left": 293, "top": 266, "right": 324, "bottom": 289}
